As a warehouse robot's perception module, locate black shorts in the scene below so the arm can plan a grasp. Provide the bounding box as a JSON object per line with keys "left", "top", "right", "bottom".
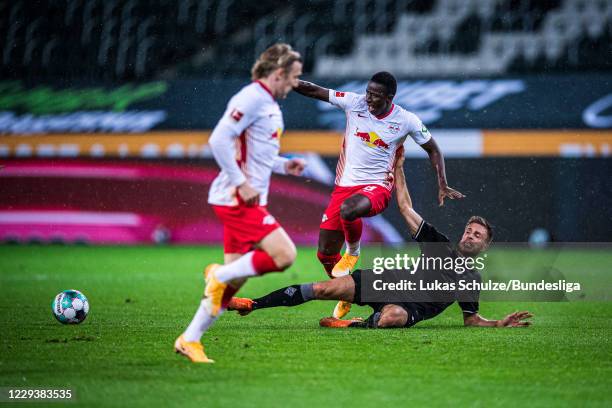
{"left": 351, "top": 269, "right": 424, "bottom": 328}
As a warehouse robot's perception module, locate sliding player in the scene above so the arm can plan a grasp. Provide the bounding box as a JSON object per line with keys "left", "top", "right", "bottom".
{"left": 175, "top": 43, "right": 305, "bottom": 363}
{"left": 294, "top": 72, "right": 464, "bottom": 319}
{"left": 228, "top": 155, "right": 533, "bottom": 330}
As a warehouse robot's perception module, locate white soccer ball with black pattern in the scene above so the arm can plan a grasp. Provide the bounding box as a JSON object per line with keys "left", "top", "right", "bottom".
{"left": 52, "top": 290, "right": 89, "bottom": 324}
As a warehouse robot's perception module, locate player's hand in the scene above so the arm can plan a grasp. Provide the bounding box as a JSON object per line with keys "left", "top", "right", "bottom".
{"left": 237, "top": 182, "right": 260, "bottom": 206}
{"left": 497, "top": 311, "right": 533, "bottom": 327}
{"left": 438, "top": 185, "right": 465, "bottom": 206}
{"left": 285, "top": 158, "right": 306, "bottom": 176}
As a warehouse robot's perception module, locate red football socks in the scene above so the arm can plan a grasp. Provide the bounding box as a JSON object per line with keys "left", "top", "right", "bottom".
{"left": 341, "top": 217, "right": 363, "bottom": 246}
{"left": 252, "top": 249, "right": 282, "bottom": 275}
{"left": 317, "top": 251, "right": 342, "bottom": 278}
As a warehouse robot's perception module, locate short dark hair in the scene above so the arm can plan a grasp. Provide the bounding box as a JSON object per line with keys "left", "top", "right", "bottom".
{"left": 467, "top": 216, "right": 494, "bottom": 243}
{"left": 370, "top": 71, "right": 397, "bottom": 97}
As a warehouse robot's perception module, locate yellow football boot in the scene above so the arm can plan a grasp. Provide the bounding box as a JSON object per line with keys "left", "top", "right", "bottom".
{"left": 331, "top": 253, "right": 359, "bottom": 278}
{"left": 330, "top": 253, "right": 359, "bottom": 318}
{"left": 333, "top": 300, "right": 352, "bottom": 319}
{"left": 204, "top": 264, "right": 227, "bottom": 317}
{"left": 174, "top": 335, "right": 214, "bottom": 363}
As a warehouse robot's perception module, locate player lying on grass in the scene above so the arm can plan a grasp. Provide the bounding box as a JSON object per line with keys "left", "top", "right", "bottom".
{"left": 227, "top": 156, "right": 533, "bottom": 329}
{"left": 294, "top": 72, "right": 464, "bottom": 320}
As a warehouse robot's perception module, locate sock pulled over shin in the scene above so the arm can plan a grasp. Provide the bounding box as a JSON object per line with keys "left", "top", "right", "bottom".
{"left": 317, "top": 251, "right": 342, "bottom": 278}
{"left": 183, "top": 299, "right": 222, "bottom": 342}
{"left": 340, "top": 218, "right": 362, "bottom": 256}
{"left": 252, "top": 284, "right": 315, "bottom": 310}
{"left": 215, "top": 249, "right": 282, "bottom": 283}
{"left": 252, "top": 249, "right": 283, "bottom": 275}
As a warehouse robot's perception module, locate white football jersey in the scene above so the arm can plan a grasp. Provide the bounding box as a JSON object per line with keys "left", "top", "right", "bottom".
{"left": 208, "top": 81, "right": 284, "bottom": 206}
{"left": 329, "top": 89, "right": 431, "bottom": 189}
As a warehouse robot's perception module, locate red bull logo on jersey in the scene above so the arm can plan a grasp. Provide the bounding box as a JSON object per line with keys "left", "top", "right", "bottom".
{"left": 355, "top": 130, "right": 389, "bottom": 149}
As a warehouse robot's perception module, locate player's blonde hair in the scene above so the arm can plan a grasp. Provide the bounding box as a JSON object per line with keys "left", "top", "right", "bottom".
{"left": 251, "top": 43, "right": 302, "bottom": 80}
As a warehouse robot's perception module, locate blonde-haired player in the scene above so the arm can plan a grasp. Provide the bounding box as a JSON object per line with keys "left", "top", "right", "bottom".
{"left": 175, "top": 43, "right": 305, "bottom": 363}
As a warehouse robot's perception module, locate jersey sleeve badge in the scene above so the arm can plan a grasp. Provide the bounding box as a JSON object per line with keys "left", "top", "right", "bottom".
{"left": 230, "top": 108, "right": 244, "bottom": 122}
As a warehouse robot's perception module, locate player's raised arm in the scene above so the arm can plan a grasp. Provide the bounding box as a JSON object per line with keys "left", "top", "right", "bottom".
{"left": 294, "top": 80, "right": 329, "bottom": 102}
{"left": 464, "top": 311, "right": 533, "bottom": 328}
{"left": 419, "top": 137, "right": 465, "bottom": 207}
{"left": 394, "top": 153, "right": 423, "bottom": 236}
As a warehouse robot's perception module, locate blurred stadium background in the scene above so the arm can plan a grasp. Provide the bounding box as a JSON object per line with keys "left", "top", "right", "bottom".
{"left": 0, "top": 0, "right": 611, "bottom": 245}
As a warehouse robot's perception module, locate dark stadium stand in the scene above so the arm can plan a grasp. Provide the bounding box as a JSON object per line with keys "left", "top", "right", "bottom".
{"left": 1, "top": 0, "right": 283, "bottom": 80}
{"left": 1, "top": 0, "right": 610, "bottom": 80}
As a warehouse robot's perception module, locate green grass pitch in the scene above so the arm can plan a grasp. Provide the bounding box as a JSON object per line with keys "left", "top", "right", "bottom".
{"left": 1, "top": 245, "right": 611, "bottom": 407}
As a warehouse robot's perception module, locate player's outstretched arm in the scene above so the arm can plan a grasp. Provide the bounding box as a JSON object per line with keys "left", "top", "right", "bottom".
{"left": 294, "top": 80, "right": 329, "bottom": 102}
{"left": 419, "top": 138, "right": 465, "bottom": 207}
{"left": 464, "top": 311, "right": 533, "bottom": 328}
{"left": 394, "top": 154, "right": 423, "bottom": 236}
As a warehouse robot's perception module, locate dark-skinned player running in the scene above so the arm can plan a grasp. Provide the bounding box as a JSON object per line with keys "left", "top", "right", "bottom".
{"left": 293, "top": 71, "right": 464, "bottom": 319}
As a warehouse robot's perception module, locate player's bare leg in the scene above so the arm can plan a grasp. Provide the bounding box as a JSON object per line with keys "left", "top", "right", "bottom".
{"left": 337, "top": 193, "right": 372, "bottom": 265}
{"left": 207, "top": 228, "right": 296, "bottom": 317}
{"left": 175, "top": 253, "right": 242, "bottom": 363}
{"left": 223, "top": 251, "right": 248, "bottom": 311}
{"left": 317, "top": 229, "right": 351, "bottom": 318}
{"left": 178, "top": 230, "right": 295, "bottom": 363}
{"left": 333, "top": 194, "right": 371, "bottom": 276}
{"left": 228, "top": 275, "right": 357, "bottom": 314}
{"left": 258, "top": 227, "right": 297, "bottom": 271}
{"left": 316, "top": 228, "right": 343, "bottom": 320}
{"left": 312, "top": 275, "right": 356, "bottom": 301}
{"left": 221, "top": 253, "right": 248, "bottom": 313}
{"left": 202, "top": 227, "right": 295, "bottom": 317}
{"left": 317, "top": 229, "right": 344, "bottom": 277}
{"left": 175, "top": 253, "right": 244, "bottom": 363}
{"left": 331, "top": 194, "right": 372, "bottom": 318}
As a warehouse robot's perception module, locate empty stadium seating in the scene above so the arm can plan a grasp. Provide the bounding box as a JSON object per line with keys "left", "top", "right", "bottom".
{"left": 314, "top": 0, "right": 612, "bottom": 76}
{"left": 1, "top": 0, "right": 610, "bottom": 80}
{"left": 0, "top": 0, "right": 281, "bottom": 80}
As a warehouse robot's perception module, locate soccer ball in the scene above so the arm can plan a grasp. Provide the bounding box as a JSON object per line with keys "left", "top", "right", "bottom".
{"left": 52, "top": 290, "right": 89, "bottom": 324}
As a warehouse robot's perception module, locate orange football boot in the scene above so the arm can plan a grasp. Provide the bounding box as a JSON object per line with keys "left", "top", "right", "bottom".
{"left": 319, "top": 316, "right": 364, "bottom": 328}
{"left": 227, "top": 297, "right": 254, "bottom": 316}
